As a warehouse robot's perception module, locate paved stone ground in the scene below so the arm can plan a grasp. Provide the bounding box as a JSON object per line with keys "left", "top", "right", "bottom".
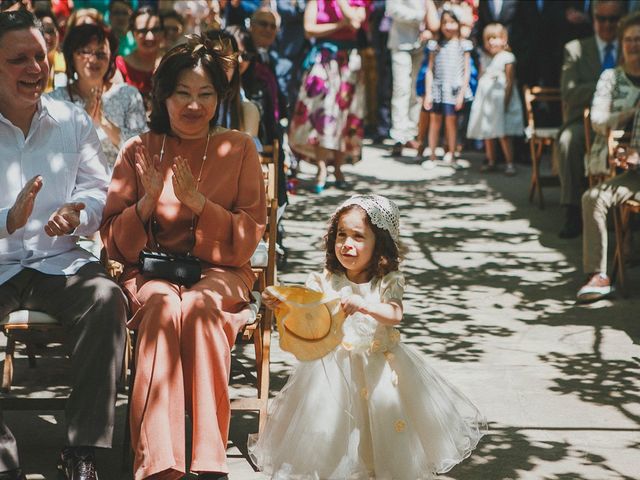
{"left": 2, "top": 141, "right": 639, "bottom": 479}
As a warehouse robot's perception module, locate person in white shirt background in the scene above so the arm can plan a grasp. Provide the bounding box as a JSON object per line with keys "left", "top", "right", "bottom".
{"left": 0, "top": 9, "right": 126, "bottom": 480}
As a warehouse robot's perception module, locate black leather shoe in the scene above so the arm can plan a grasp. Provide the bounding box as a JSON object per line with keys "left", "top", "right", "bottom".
{"left": 58, "top": 447, "right": 98, "bottom": 480}
{"left": 198, "top": 473, "right": 228, "bottom": 479}
{"left": 390, "top": 142, "right": 402, "bottom": 156}
{"left": 0, "top": 469, "right": 26, "bottom": 480}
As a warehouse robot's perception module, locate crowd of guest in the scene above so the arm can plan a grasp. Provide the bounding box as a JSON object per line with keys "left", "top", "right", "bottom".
{"left": 1, "top": 0, "right": 640, "bottom": 479}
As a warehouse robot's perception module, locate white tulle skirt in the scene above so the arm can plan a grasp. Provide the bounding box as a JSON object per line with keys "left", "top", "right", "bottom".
{"left": 249, "top": 343, "right": 487, "bottom": 479}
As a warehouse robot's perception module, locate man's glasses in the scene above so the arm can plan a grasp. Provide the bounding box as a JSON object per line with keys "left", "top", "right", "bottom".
{"left": 42, "top": 25, "right": 57, "bottom": 35}
{"left": 134, "top": 27, "right": 163, "bottom": 36}
{"left": 76, "top": 49, "right": 110, "bottom": 61}
{"left": 164, "top": 26, "right": 181, "bottom": 33}
{"left": 252, "top": 19, "right": 277, "bottom": 31}
{"left": 595, "top": 15, "right": 621, "bottom": 24}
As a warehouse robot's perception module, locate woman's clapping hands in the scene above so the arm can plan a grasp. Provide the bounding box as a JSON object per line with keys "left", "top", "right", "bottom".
{"left": 172, "top": 156, "right": 206, "bottom": 214}
{"left": 135, "top": 145, "right": 164, "bottom": 201}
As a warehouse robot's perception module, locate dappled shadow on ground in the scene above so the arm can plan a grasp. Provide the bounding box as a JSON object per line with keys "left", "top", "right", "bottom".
{"left": 440, "top": 426, "right": 637, "bottom": 480}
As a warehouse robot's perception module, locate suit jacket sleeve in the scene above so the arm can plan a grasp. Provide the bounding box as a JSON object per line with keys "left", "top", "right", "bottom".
{"left": 561, "top": 40, "right": 598, "bottom": 119}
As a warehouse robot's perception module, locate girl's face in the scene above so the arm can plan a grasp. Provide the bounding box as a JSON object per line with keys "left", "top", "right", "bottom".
{"left": 441, "top": 14, "right": 460, "bottom": 40}
{"left": 165, "top": 65, "right": 218, "bottom": 138}
{"left": 335, "top": 208, "right": 376, "bottom": 283}
{"left": 73, "top": 38, "right": 111, "bottom": 84}
{"left": 485, "top": 34, "right": 506, "bottom": 56}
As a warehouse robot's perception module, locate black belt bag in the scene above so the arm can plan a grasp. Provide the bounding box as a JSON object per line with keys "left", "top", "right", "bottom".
{"left": 139, "top": 250, "right": 202, "bottom": 287}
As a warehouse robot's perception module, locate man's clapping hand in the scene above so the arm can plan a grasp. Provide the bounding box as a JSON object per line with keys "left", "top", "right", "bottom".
{"left": 44, "top": 202, "right": 85, "bottom": 236}
{"left": 7, "top": 175, "right": 43, "bottom": 234}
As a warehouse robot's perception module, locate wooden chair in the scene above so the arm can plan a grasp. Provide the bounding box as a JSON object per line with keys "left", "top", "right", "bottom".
{"left": 607, "top": 130, "right": 638, "bottom": 297}
{"left": 231, "top": 140, "right": 279, "bottom": 435}
{"left": 523, "top": 85, "right": 562, "bottom": 208}
{"left": 0, "top": 248, "right": 128, "bottom": 401}
{"left": 611, "top": 199, "right": 640, "bottom": 297}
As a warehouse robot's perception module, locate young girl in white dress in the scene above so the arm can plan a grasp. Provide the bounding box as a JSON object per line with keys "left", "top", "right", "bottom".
{"left": 466, "top": 23, "right": 524, "bottom": 176}
{"left": 252, "top": 194, "right": 486, "bottom": 479}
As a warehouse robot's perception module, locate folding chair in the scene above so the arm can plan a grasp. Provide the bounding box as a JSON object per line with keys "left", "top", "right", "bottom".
{"left": 0, "top": 248, "right": 128, "bottom": 408}
{"left": 523, "top": 86, "right": 562, "bottom": 209}
{"left": 608, "top": 130, "right": 638, "bottom": 297}
{"left": 231, "top": 139, "right": 279, "bottom": 435}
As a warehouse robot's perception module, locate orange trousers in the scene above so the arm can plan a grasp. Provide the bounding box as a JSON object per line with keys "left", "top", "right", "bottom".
{"left": 124, "top": 269, "right": 252, "bottom": 480}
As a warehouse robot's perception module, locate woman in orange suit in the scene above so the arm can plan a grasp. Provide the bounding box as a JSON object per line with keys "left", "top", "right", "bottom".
{"left": 100, "top": 35, "right": 266, "bottom": 480}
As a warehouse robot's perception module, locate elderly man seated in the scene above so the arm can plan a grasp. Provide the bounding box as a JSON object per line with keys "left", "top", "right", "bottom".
{"left": 557, "top": 0, "right": 627, "bottom": 239}
{"left": 0, "top": 9, "right": 126, "bottom": 480}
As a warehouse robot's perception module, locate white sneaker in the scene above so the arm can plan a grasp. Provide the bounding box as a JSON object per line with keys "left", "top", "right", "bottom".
{"left": 442, "top": 152, "right": 454, "bottom": 164}
{"left": 576, "top": 273, "right": 613, "bottom": 303}
{"left": 421, "top": 160, "right": 437, "bottom": 170}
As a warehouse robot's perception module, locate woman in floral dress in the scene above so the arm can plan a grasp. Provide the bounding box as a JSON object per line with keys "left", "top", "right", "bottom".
{"left": 288, "top": 0, "right": 368, "bottom": 193}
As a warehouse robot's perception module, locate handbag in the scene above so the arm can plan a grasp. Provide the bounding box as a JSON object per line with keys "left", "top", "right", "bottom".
{"left": 139, "top": 250, "right": 202, "bottom": 287}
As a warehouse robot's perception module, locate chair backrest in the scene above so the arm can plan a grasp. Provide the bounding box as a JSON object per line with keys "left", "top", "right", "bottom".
{"left": 583, "top": 107, "right": 592, "bottom": 155}
{"left": 523, "top": 85, "right": 562, "bottom": 136}
{"left": 257, "top": 140, "right": 279, "bottom": 289}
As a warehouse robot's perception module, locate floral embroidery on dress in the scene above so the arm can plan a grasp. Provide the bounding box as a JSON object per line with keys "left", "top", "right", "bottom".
{"left": 394, "top": 420, "right": 406, "bottom": 433}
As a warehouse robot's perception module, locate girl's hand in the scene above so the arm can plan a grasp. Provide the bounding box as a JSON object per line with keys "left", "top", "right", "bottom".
{"left": 455, "top": 94, "right": 464, "bottom": 111}
{"left": 423, "top": 95, "right": 433, "bottom": 111}
{"left": 341, "top": 294, "right": 366, "bottom": 316}
{"left": 135, "top": 145, "right": 164, "bottom": 202}
{"left": 172, "top": 156, "right": 206, "bottom": 214}
{"left": 262, "top": 289, "right": 282, "bottom": 310}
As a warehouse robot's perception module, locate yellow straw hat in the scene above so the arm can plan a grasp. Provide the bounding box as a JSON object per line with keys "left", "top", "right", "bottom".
{"left": 267, "top": 285, "right": 346, "bottom": 361}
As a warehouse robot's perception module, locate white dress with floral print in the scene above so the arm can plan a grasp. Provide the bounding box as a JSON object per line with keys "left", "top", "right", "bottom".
{"left": 251, "top": 271, "right": 486, "bottom": 480}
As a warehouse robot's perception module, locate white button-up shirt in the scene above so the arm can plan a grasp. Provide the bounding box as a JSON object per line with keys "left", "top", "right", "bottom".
{"left": 0, "top": 96, "right": 110, "bottom": 286}
{"left": 386, "top": 0, "right": 427, "bottom": 51}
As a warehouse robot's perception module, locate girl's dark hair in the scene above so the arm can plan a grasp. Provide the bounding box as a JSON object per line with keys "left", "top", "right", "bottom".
{"left": 62, "top": 22, "right": 118, "bottom": 93}
{"left": 148, "top": 36, "right": 232, "bottom": 135}
{"left": 205, "top": 28, "right": 242, "bottom": 130}
{"left": 324, "top": 205, "right": 403, "bottom": 279}
{"left": 129, "top": 5, "right": 161, "bottom": 32}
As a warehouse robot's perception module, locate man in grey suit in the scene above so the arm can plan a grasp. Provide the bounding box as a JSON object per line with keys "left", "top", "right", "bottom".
{"left": 557, "top": 0, "right": 626, "bottom": 238}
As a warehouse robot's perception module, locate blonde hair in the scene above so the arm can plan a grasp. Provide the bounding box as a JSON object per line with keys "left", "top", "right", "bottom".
{"left": 482, "top": 23, "right": 510, "bottom": 52}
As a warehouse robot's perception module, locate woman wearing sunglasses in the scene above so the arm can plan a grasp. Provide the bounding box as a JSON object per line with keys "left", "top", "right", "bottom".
{"left": 116, "top": 6, "right": 164, "bottom": 108}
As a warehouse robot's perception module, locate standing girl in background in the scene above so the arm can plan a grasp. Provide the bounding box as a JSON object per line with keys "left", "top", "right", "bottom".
{"left": 467, "top": 23, "right": 524, "bottom": 176}
{"left": 423, "top": 8, "right": 472, "bottom": 169}
{"left": 251, "top": 194, "right": 486, "bottom": 479}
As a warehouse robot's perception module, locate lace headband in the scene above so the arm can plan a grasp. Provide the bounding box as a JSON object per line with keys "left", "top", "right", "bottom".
{"left": 338, "top": 194, "right": 400, "bottom": 243}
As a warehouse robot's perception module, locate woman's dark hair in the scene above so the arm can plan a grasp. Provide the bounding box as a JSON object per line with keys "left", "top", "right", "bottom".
{"left": 0, "top": 7, "right": 41, "bottom": 42}
{"left": 148, "top": 35, "right": 233, "bottom": 135}
{"left": 232, "top": 25, "right": 261, "bottom": 98}
{"left": 109, "top": 0, "right": 132, "bottom": 13}
{"left": 162, "top": 9, "right": 184, "bottom": 26}
{"left": 324, "top": 205, "right": 403, "bottom": 279}
{"left": 205, "top": 28, "right": 242, "bottom": 129}
{"left": 62, "top": 22, "right": 119, "bottom": 92}
{"left": 129, "top": 5, "right": 161, "bottom": 32}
